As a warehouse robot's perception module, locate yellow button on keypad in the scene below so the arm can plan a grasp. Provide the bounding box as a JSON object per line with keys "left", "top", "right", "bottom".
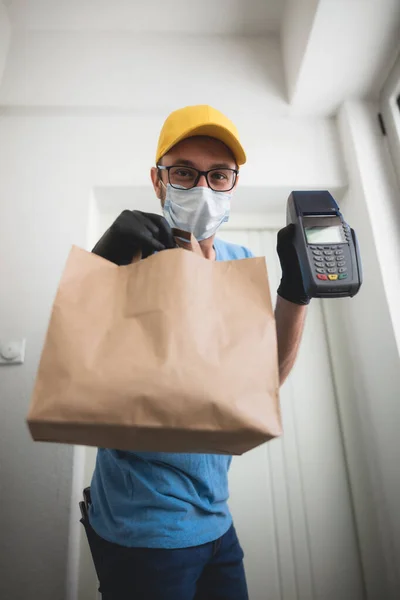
{"left": 328, "top": 274, "right": 338, "bottom": 280}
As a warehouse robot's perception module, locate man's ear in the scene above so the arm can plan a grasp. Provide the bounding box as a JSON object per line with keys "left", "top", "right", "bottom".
{"left": 150, "top": 167, "right": 162, "bottom": 200}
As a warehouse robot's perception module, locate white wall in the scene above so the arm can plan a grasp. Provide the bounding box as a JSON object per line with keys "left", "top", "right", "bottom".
{"left": 380, "top": 52, "right": 400, "bottom": 191}
{"left": 282, "top": 0, "right": 400, "bottom": 116}
{"left": 0, "top": 32, "right": 287, "bottom": 114}
{"left": 281, "top": 0, "right": 319, "bottom": 101}
{"left": 322, "top": 101, "right": 400, "bottom": 599}
{"left": 339, "top": 102, "right": 400, "bottom": 354}
{"left": 0, "top": 1, "right": 11, "bottom": 82}
{"left": 4, "top": 0, "right": 283, "bottom": 35}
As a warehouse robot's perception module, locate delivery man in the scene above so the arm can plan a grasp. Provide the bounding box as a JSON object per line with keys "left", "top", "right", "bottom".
{"left": 87, "top": 105, "right": 310, "bottom": 600}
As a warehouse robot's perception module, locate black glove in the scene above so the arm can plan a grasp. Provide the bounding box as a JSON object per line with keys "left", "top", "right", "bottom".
{"left": 276, "top": 224, "right": 311, "bottom": 305}
{"left": 92, "top": 210, "right": 176, "bottom": 265}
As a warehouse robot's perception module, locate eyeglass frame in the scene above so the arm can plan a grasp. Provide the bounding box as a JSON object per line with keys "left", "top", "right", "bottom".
{"left": 157, "top": 164, "right": 239, "bottom": 192}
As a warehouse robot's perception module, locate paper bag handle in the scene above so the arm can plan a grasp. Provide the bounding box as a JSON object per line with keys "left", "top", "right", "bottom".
{"left": 130, "top": 229, "right": 202, "bottom": 264}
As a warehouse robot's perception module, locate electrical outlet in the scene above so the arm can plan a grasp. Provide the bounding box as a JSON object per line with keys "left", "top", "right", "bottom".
{"left": 0, "top": 339, "right": 26, "bottom": 365}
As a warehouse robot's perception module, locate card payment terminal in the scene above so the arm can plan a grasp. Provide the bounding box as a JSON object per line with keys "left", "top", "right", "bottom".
{"left": 287, "top": 191, "right": 362, "bottom": 298}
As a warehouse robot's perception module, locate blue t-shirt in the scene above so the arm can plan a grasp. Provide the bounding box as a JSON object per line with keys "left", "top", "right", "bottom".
{"left": 89, "top": 238, "right": 254, "bottom": 549}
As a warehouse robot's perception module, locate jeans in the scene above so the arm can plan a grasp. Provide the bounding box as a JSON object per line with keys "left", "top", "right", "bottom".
{"left": 82, "top": 517, "right": 249, "bottom": 600}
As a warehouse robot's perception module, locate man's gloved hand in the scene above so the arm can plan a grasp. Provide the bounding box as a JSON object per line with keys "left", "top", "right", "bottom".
{"left": 92, "top": 210, "right": 176, "bottom": 265}
{"left": 276, "top": 224, "right": 311, "bottom": 305}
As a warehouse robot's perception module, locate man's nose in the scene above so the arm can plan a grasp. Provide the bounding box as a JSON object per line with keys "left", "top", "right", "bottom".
{"left": 196, "top": 174, "right": 208, "bottom": 188}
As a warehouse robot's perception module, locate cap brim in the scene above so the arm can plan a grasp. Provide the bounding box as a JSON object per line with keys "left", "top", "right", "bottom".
{"left": 161, "top": 123, "right": 246, "bottom": 166}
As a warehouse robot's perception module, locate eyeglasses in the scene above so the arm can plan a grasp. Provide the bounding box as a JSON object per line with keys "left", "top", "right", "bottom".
{"left": 157, "top": 165, "right": 238, "bottom": 192}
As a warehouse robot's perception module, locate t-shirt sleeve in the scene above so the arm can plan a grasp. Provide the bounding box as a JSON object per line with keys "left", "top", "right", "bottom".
{"left": 242, "top": 246, "right": 254, "bottom": 259}
{"left": 214, "top": 238, "right": 255, "bottom": 261}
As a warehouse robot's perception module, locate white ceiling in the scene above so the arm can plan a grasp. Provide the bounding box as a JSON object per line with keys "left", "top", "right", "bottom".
{"left": 2, "top": 0, "right": 399, "bottom": 115}
{"left": 4, "top": 0, "right": 285, "bottom": 35}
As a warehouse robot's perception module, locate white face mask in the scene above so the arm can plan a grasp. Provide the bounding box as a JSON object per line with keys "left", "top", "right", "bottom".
{"left": 162, "top": 184, "right": 232, "bottom": 241}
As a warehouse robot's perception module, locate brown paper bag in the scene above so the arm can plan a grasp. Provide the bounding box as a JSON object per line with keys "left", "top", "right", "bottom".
{"left": 27, "top": 237, "right": 281, "bottom": 455}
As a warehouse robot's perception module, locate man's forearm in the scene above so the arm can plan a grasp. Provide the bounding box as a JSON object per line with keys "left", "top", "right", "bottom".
{"left": 275, "top": 295, "right": 307, "bottom": 385}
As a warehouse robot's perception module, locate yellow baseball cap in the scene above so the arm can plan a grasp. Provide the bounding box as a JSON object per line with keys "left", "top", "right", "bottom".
{"left": 156, "top": 105, "right": 246, "bottom": 166}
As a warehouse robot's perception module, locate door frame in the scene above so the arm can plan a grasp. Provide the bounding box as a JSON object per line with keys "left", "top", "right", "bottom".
{"left": 70, "top": 209, "right": 366, "bottom": 600}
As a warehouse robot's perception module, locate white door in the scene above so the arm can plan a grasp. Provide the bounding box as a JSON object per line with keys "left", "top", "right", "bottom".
{"left": 78, "top": 227, "right": 365, "bottom": 600}
{"left": 218, "top": 228, "right": 365, "bottom": 600}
